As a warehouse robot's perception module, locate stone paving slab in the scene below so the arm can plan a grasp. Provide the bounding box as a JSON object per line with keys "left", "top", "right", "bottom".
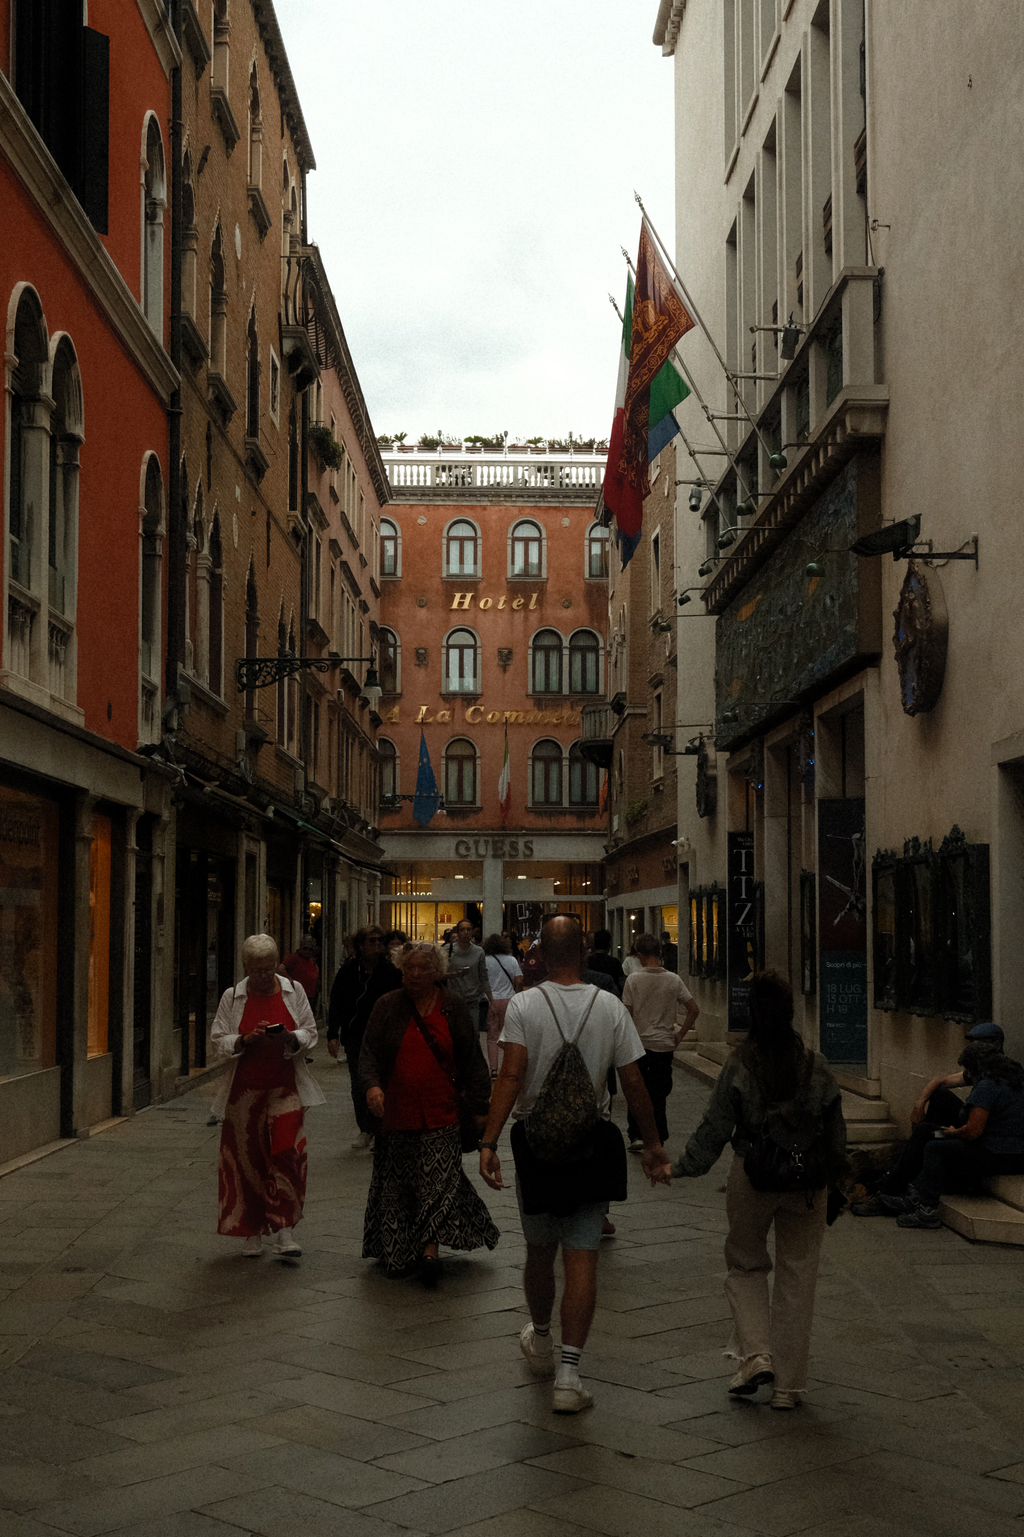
{"left": 3, "top": 1055, "right": 1024, "bottom": 1534}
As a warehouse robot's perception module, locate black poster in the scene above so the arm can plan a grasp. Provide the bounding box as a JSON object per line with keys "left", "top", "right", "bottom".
{"left": 818, "top": 798, "right": 868, "bottom": 1062}
{"left": 728, "top": 830, "right": 756, "bottom": 1029}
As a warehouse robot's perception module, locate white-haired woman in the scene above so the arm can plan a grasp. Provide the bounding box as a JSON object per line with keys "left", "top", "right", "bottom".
{"left": 211, "top": 934, "right": 325, "bottom": 1257}
{"left": 358, "top": 941, "right": 498, "bottom": 1284}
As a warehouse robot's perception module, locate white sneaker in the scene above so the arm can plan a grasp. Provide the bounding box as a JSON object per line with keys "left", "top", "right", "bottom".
{"left": 552, "top": 1381, "right": 594, "bottom": 1413}
{"left": 241, "top": 1235, "right": 262, "bottom": 1258}
{"left": 519, "top": 1323, "right": 554, "bottom": 1377}
{"left": 728, "top": 1353, "right": 774, "bottom": 1396}
{"left": 628, "top": 1139, "right": 644, "bottom": 1153}
{"left": 351, "top": 1131, "right": 374, "bottom": 1150}
{"left": 271, "top": 1229, "right": 302, "bottom": 1257}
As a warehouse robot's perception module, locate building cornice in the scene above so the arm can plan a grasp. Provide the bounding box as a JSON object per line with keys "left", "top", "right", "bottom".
{"left": 652, "top": 0, "right": 686, "bottom": 55}
{"left": 0, "top": 76, "right": 179, "bottom": 404}
{"left": 135, "top": 0, "right": 183, "bottom": 78}
{"left": 251, "top": 1, "right": 316, "bottom": 173}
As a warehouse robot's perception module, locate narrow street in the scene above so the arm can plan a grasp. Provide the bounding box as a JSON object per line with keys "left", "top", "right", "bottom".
{"left": 3, "top": 1056, "right": 1024, "bottom": 1537}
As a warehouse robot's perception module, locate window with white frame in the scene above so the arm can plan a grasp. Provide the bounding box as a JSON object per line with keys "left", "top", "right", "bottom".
{"left": 569, "top": 741, "right": 599, "bottom": 806}
{"left": 531, "top": 628, "right": 563, "bottom": 694}
{"left": 444, "top": 627, "right": 479, "bottom": 694}
{"left": 5, "top": 288, "right": 82, "bottom": 707}
{"left": 509, "top": 518, "right": 544, "bottom": 578}
{"left": 531, "top": 739, "right": 563, "bottom": 805}
{"left": 444, "top": 518, "right": 480, "bottom": 578}
{"left": 569, "top": 629, "right": 601, "bottom": 694}
{"left": 379, "top": 626, "right": 400, "bottom": 694}
{"left": 586, "top": 521, "right": 610, "bottom": 578}
{"left": 381, "top": 516, "right": 400, "bottom": 576}
{"left": 445, "top": 738, "right": 478, "bottom": 805}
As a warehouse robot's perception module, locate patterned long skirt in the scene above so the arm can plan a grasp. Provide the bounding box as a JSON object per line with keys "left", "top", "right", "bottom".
{"left": 218, "top": 1083, "right": 307, "bottom": 1237}
{"left": 362, "top": 1124, "right": 500, "bottom": 1276}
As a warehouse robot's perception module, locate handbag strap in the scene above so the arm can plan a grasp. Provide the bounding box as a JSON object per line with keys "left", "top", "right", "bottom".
{"left": 408, "top": 1000, "right": 457, "bottom": 1086}
{"left": 537, "top": 983, "right": 599, "bottom": 1046}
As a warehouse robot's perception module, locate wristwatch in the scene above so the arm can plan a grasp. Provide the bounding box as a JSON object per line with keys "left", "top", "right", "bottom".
{"left": 479, "top": 1140, "right": 499, "bottom": 1152}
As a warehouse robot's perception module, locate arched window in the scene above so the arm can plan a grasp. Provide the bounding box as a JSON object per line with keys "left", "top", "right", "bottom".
{"left": 180, "top": 149, "right": 198, "bottom": 322}
{"left": 380, "top": 517, "right": 400, "bottom": 577}
{"left": 569, "top": 629, "right": 601, "bottom": 694}
{"left": 509, "top": 518, "right": 544, "bottom": 578}
{"left": 532, "top": 628, "right": 563, "bottom": 695}
{"left": 207, "top": 514, "right": 224, "bottom": 695}
{"left": 378, "top": 738, "right": 398, "bottom": 805}
{"left": 247, "top": 63, "right": 262, "bottom": 188}
{"left": 444, "top": 627, "right": 479, "bottom": 694}
{"left": 379, "top": 626, "right": 400, "bottom": 694}
{"left": 531, "top": 739, "right": 563, "bottom": 805}
{"left": 445, "top": 738, "right": 478, "bottom": 806}
{"left": 140, "top": 455, "right": 163, "bottom": 682}
{"left": 444, "top": 518, "right": 480, "bottom": 578}
{"left": 586, "top": 522, "right": 610, "bottom": 578}
{"left": 246, "top": 307, "right": 259, "bottom": 438}
{"left": 243, "top": 558, "right": 258, "bottom": 720}
{"left": 142, "top": 116, "right": 166, "bottom": 334}
{"left": 209, "top": 225, "right": 227, "bottom": 375}
{"left": 569, "top": 741, "right": 599, "bottom": 806}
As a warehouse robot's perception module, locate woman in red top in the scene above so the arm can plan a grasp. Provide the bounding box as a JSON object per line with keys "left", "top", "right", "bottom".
{"left": 359, "top": 943, "right": 497, "bottom": 1284}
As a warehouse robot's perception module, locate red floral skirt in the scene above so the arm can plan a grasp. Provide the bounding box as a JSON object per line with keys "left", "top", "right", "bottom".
{"left": 218, "top": 1073, "right": 307, "bottom": 1237}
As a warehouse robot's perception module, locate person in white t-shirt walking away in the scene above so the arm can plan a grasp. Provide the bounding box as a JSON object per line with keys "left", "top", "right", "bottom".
{"left": 622, "top": 933, "right": 700, "bottom": 1152}
{"left": 482, "top": 932, "right": 522, "bottom": 1079}
{"left": 479, "top": 916, "right": 671, "bottom": 1414}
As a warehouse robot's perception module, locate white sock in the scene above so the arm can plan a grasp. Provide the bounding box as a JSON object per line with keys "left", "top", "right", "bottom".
{"left": 555, "top": 1345, "right": 582, "bottom": 1385}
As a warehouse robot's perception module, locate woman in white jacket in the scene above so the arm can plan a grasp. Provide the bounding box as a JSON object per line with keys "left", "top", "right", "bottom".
{"left": 211, "top": 934, "right": 325, "bottom": 1257}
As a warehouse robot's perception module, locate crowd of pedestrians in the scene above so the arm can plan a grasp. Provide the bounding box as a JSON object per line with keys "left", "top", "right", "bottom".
{"left": 207, "top": 915, "right": 1024, "bottom": 1416}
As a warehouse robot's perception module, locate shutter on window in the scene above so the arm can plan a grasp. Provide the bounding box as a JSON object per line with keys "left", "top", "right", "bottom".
{"left": 79, "top": 27, "right": 109, "bottom": 233}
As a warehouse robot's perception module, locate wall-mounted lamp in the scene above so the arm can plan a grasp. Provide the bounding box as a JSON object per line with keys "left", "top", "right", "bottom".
{"left": 806, "top": 516, "right": 979, "bottom": 570}
{"left": 652, "top": 618, "right": 673, "bottom": 634}
{"left": 748, "top": 315, "right": 806, "bottom": 360}
{"left": 717, "top": 525, "right": 744, "bottom": 549}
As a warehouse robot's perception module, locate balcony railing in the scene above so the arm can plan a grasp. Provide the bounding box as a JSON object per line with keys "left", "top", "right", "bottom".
{"left": 383, "top": 452, "right": 604, "bottom": 502}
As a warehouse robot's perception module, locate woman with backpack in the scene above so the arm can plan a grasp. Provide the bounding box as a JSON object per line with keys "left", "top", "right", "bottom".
{"left": 672, "top": 971, "right": 849, "bottom": 1410}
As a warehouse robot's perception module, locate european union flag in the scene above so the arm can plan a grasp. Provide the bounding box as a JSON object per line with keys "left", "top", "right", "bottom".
{"left": 413, "top": 729, "right": 439, "bottom": 826}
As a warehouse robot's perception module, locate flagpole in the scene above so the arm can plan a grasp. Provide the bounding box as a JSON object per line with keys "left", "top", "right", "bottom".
{"left": 633, "top": 194, "right": 779, "bottom": 470}
{"left": 620, "top": 248, "right": 757, "bottom": 509}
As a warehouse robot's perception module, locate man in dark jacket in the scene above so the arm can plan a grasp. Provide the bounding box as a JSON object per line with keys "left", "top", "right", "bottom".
{"left": 585, "top": 929, "right": 625, "bottom": 996}
{"left": 327, "top": 926, "right": 401, "bottom": 1149}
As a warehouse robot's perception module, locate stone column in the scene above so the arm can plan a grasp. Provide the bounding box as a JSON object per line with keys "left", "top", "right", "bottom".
{"left": 482, "top": 852, "right": 503, "bottom": 940}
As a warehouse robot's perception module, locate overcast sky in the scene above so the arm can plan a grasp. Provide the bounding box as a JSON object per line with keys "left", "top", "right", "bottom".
{"left": 273, "top": 1, "right": 675, "bottom": 445}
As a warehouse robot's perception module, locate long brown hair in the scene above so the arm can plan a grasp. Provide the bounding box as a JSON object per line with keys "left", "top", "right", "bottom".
{"left": 735, "top": 971, "right": 809, "bottom": 1101}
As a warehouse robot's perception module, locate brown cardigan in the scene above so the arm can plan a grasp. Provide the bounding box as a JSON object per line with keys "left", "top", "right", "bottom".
{"left": 356, "top": 985, "right": 492, "bottom": 1118}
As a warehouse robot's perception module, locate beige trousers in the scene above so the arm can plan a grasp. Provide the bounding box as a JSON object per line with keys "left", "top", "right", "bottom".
{"left": 722, "top": 1153, "right": 828, "bottom": 1392}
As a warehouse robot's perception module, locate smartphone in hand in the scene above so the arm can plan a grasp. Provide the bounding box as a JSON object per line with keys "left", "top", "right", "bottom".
{"left": 266, "top": 1023, "right": 284, "bottom": 1035}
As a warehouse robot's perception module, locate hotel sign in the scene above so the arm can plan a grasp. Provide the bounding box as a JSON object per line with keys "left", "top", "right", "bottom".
{"left": 381, "top": 704, "right": 583, "bottom": 727}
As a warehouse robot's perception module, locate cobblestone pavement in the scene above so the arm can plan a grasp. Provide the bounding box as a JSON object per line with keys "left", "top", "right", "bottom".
{"left": 3, "top": 1053, "right": 1024, "bottom": 1537}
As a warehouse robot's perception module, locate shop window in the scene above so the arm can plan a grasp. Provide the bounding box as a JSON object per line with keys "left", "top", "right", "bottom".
{"left": 381, "top": 517, "right": 400, "bottom": 577}
{"left": 0, "top": 784, "right": 59, "bottom": 1079}
{"left": 88, "top": 813, "right": 112, "bottom": 1058}
{"left": 532, "top": 739, "right": 563, "bottom": 805}
{"left": 689, "top": 883, "right": 726, "bottom": 980}
{"left": 444, "top": 627, "right": 479, "bottom": 694}
{"left": 586, "top": 521, "right": 610, "bottom": 578}
{"left": 569, "top": 741, "right": 598, "bottom": 806}
{"left": 509, "top": 519, "right": 544, "bottom": 578}
{"left": 141, "top": 114, "right": 165, "bottom": 334}
{"left": 445, "top": 738, "right": 478, "bottom": 806}
{"left": 568, "top": 629, "right": 601, "bottom": 695}
{"left": 444, "top": 518, "right": 480, "bottom": 578}
{"left": 379, "top": 626, "right": 400, "bottom": 694}
{"left": 531, "top": 628, "right": 563, "bottom": 695}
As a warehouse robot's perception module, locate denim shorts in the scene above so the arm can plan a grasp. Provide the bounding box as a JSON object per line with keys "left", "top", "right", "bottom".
{"left": 514, "top": 1177, "right": 608, "bottom": 1250}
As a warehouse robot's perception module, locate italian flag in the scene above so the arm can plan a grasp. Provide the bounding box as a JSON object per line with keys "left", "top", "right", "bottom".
{"left": 498, "top": 726, "right": 511, "bottom": 822}
{"left": 601, "top": 274, "right": 644, "bottom": 542}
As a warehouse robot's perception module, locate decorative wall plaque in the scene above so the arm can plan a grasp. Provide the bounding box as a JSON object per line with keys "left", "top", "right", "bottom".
{"left": 892, "top": 559, "right": 947, "bottom": 716}
{"left": 497, "top": 647, "right": 513, "bottom": 671}
{"left": 414, "top": 647, "right": 428, "bottom": 667}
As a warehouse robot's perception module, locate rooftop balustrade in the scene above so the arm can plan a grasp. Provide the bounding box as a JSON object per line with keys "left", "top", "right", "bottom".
{"left": 382, "top": 449, "right": 605, "bottom": 503}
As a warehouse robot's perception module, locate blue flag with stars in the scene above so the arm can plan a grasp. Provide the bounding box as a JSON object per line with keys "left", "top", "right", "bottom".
{"left": 413, "top": 729, "right": 440, "bottom": 826}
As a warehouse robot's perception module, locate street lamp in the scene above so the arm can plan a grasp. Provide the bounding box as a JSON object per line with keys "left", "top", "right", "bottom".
{"left": 235, "top": 653, "right": 383, "bottom": 703}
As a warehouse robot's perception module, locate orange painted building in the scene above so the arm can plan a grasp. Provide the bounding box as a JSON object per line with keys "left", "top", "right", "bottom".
{"left": 377, "top": 451, "right": 610, "bottom": 941}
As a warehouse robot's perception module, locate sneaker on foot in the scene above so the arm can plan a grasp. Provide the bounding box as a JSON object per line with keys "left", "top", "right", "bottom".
{"left": 896, "top": 1204, "right": 942, "bottom": 1229}
{"left": 628, "top": 1138, "right": 644, "bottom": 1153}
{"left": 519, "top": 1323, "right": 554, "bottom": 1377}
{"left": 770, "top": 1389, "right": 801, "bottom": 1410}
{"left": 875, "top": 1191, "right": 914, "bottom": 1215}
{"left": 849, "top": 1195, "right": 892, "bottom": 1216}
{"left": 728, "top": 1353, "right": 774, "bottom": 1396}
{"left": 241, "top": 1235, "right": 262, "bottom": 1257}
{"left": 271, "top": 1229, "right": 302, "bottom": 1256}
{"left": 552, "top": 1381, "right": 593, "bottom": 1413}
{"left": 351, "top": 1131, "right": 374, "bottom": 1150}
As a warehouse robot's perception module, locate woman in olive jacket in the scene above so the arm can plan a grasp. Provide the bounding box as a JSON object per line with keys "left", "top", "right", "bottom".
{"left": 358, "top": 942, "right": 497, "bottom": 1283}
{"left": 674, "top": 971, "right": 848, "bottom": 1410}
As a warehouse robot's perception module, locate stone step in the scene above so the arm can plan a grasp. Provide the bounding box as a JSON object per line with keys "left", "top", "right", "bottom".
{"left": 984, "top": 1174, "right": 1024, "bottom": 1213}
{"left": 675, "top": 1051, "right": 898, "bottom": 1145}
{"left": 939, "top": 1193, "right": 1024, "bottom": 1246}
{"left": 840, "top": 1090, "right": 891, "bottom": 1120}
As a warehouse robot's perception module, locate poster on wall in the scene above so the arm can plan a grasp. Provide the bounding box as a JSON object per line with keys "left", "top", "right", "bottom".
{"left": 728, "top": 830, "right": 756, "bottom": 1029}
{"left": 818, "top": 797, "right": 868, "bottom": 1062}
